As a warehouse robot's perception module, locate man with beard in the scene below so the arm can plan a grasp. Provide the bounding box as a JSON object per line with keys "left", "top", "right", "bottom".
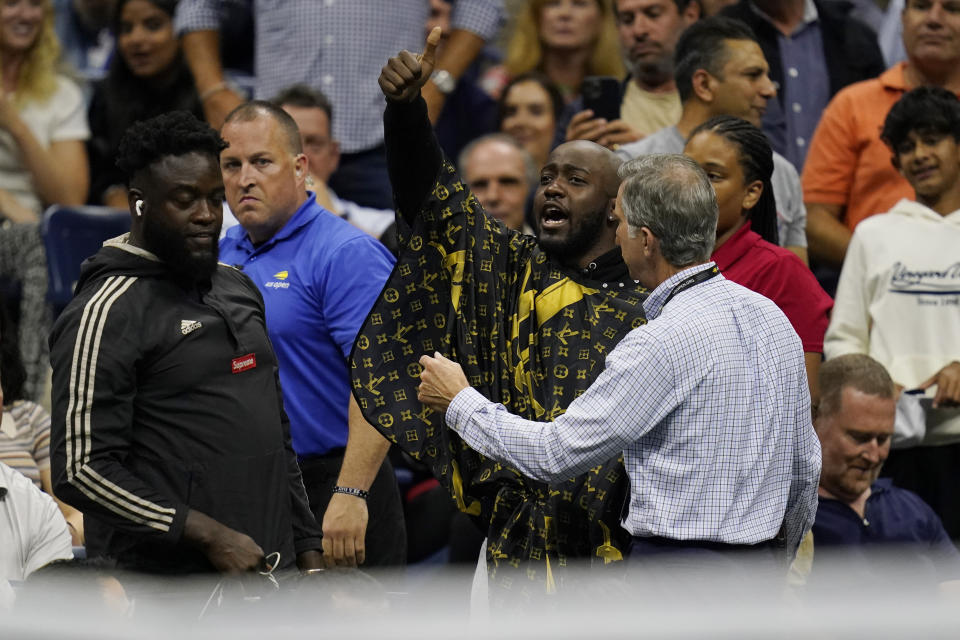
{"left": 353, "top": 29, "right": 647, "bottom": 603}
{"left": 566, "top": 0, "right": 701, "bottom": 148}
{"left": 48, "top": 111, "right": 324, "bottom": 574}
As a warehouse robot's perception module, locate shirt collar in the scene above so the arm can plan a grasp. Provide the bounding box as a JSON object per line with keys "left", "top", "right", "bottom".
{"left": 871, "top": 478, "right": 894, "bottom": 495}
{"left": 879, "top": 62, "right": 909, "bottom": 91}
{"left": 576, "top": 246, "right": 632, "bottom": 283}
{"left": 104, "top": 234, "right": 162, "bottom": 261}
{"left": 749, "top": 0, "right": 818, "bottom": 33}
{"left": 643, "top": 261, "right": 718, "bottom": 320}
{"left": 711, "top": 221, "right": 760, "bottom": 271}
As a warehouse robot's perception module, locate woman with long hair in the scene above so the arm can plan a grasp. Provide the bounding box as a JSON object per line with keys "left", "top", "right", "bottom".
{"left": 496, "top": 72, "right": 565, "bottom": 170}
{"left": 485, "top": 0, "right": 623, "bottom": 103}
{"left": 684, "top": 115, "right": 832, "bottom": 401}
{"left": 0, "top": 0, "right": 90, "bottom": 400}
{"left": 88, "top": 0, "right": 203, "bottom": 208}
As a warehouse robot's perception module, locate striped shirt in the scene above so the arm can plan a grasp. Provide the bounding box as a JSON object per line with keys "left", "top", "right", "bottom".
{"left": 174, "top": 0, "right": 505, "bottom": 153}
{"left": 0, "top": 400, "right": 52, "bottom": 489}
{"left": 448, "top": 263, "right": 822, "bottom": 555}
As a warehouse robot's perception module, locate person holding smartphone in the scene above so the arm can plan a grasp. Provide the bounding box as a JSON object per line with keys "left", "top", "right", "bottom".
{"left": 566, "top": 0, "right": 701, "bottom": 148}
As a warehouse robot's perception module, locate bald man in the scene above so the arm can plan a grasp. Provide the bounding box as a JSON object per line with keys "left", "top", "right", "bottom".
{"left": 347, "top": 31, "right": 650, "bottom": 602}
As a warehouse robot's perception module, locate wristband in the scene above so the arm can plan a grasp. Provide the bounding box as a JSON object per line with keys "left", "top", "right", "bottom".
{"left": 332, "top": 485, "right": 369, "bottom": 500}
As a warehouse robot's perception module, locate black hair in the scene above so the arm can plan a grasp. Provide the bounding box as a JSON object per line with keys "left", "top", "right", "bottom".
{"left": 495, "top": 72, "right": 565, "bottom": 131}
{"left": 674, "top": 16, "right": 758, "bottom": 103}
{"left": 115, "top": 110, "right": 228, "bottom": 181}
{"left": 0, "top": 298, "right": 26, "bottom": 404}
{"left": 689, "top": 115, "right": 779, "bottom": 245}
{"left": 882, "top": 86, "right": 960, "bottom": 165}
{"left": 112, "top": 0, "right": 178, "bottom": 25}
{"left": 269, "top": 83, "right": 334, "bottom": 130}
{"left": 104, "top": 0, "right": 196, "bottom": 114}
{"left": 223, "top": 100, "right": 304, "bottom": 155}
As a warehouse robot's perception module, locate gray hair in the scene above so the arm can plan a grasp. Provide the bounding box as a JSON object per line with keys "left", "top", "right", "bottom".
{"left": 458, "top": 133, "right": 539, "bottom": 191}
{"left": 617, "top": 154, "right": 718, "bottom": 267}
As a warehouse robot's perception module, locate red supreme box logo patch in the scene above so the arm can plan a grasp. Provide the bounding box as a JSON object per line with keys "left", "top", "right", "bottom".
{"left": 231, "top": 353, "right": 256, "bottom": 374}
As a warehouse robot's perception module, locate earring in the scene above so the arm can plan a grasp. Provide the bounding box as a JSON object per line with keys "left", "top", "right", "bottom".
{"left": 135, "top": 200, "right": 144, "bottom": 217}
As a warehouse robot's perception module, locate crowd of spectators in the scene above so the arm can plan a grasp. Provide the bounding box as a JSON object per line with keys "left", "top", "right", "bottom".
{"left": 1, "top": 0, "right": 959, "bottom": 619}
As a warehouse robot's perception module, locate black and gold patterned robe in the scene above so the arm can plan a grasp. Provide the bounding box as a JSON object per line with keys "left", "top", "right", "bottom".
{"left": 350, "top": 98, "right": 648, "bottom": 602}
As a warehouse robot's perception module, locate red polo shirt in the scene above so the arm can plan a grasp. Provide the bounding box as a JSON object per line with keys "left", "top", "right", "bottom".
{"left": 713, "top": 223, "right": 833, "bottom": 353}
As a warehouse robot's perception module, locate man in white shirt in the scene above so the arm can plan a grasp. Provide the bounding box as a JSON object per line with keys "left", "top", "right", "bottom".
{"left": 0, "top": 461, "right": 73, "bottom": 582}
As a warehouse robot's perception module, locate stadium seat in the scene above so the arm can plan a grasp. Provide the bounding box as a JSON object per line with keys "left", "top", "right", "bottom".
{"left": 41, "top": 205, "right": 130, "bottom": 313}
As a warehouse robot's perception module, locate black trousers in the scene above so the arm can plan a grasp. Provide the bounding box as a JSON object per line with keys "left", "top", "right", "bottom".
{"left": 298, "top": 453, "right": 407, "bottom": 567}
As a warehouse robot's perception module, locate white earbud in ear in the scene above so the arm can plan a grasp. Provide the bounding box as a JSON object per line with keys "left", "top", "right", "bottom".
{"left": 135, "top": 200, "right": 144, "bottom": 217}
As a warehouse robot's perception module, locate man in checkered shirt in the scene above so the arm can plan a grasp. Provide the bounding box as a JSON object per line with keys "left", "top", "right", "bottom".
{"left": 418, "top": 153, "right": 822, "bottom": 568}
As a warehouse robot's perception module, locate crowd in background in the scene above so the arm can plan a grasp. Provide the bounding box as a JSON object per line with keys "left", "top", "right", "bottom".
{"left": 2, "top": 0, "right": 960, "bottom": 613}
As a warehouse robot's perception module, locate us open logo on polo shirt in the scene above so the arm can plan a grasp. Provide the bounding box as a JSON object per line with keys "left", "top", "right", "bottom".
{"left": 265, "top": 270, "right": 290, "bottom": 289}
{"left": 231, "top": 353, "right": 257, "bottom": 374}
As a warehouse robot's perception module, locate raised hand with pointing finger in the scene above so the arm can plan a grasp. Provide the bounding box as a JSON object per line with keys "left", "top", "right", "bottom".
{"left": 379, "top": 26, "right": 442, "bottom": 103}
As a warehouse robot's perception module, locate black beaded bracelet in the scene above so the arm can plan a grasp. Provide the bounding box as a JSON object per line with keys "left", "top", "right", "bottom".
{"left": 332, "top": 485, "right": 369, "bottom": 500}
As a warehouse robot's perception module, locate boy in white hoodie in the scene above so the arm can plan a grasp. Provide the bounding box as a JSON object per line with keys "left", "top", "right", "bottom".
{"left": 825, "top": 86, "right": 960, "bottom": 541}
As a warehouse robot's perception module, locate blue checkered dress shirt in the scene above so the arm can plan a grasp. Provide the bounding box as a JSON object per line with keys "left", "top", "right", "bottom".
{"left": 448, "top": 263, "right": 821, "bottom": 555}
{"left": 175, "top": 0, "right": 504, "bottom": 153}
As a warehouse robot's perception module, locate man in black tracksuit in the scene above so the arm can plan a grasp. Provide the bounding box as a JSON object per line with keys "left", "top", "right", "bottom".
{"left": 48, "top": 111, "right": 323, "bottom": 574}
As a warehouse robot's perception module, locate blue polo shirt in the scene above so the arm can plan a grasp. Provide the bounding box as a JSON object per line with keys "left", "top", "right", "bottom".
{"left": 812, "top": 479, "right": 960, "bottom": 582}
{"left": 219, "top": 196, "right": 395, "bottom": 456}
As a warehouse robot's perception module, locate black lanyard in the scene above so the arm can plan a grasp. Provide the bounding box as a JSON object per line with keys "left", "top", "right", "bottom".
{"left": 661, "top": 265, "right": 720, "bottom": 308}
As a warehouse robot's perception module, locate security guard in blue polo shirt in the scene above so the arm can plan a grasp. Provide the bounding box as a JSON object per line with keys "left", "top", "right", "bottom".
{"left": 219, "top": 101, "right": 404, "bottom": 568}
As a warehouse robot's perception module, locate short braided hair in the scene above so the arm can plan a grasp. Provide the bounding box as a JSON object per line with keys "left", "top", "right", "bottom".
{"left": 689, "top": 115, "right": 779, "bottom": 245}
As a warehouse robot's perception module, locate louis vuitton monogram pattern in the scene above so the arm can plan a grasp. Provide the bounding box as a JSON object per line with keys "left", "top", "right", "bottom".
{"left": 350, "top": 160, "right": 648, "bottom": 602}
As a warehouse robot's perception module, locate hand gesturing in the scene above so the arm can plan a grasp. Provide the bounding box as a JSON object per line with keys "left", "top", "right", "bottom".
{"left": 378, "top": 26, "right": 442, "bottom": 103}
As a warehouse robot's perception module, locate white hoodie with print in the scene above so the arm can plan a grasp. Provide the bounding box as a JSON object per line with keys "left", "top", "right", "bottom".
{"left": 825, "top": 198, "right": 960, "bottom": 445}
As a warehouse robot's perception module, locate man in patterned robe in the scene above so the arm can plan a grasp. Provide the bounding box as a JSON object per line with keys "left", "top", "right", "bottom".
{"left": 351, "top": 31, "right": 649, "bottom": 601}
